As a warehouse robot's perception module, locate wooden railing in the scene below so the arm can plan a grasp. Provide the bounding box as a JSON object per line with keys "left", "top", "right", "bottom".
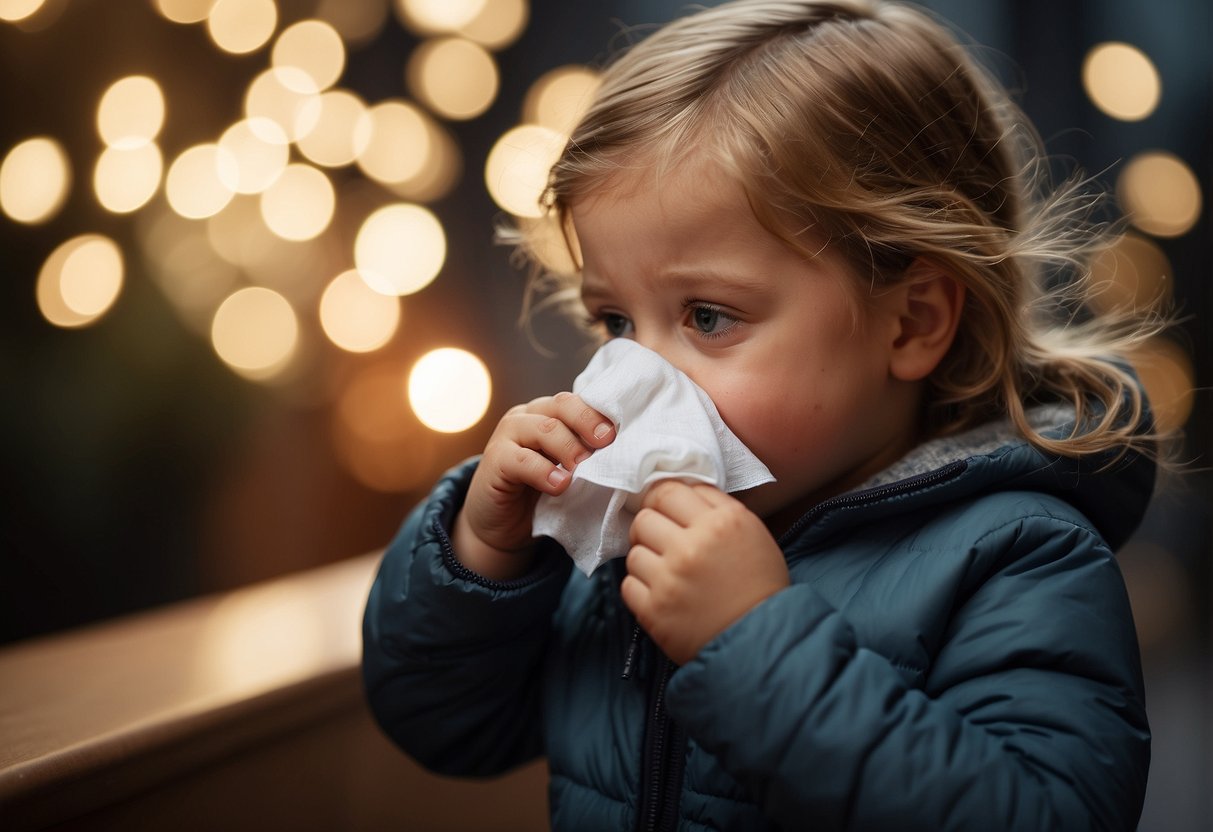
{"left": 0, "top": 553, "right": 547, "bottom": 831}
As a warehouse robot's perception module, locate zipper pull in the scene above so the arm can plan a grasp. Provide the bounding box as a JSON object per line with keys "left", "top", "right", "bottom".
{"left": 621, "top": 621, "right": 643, "bottom": 680}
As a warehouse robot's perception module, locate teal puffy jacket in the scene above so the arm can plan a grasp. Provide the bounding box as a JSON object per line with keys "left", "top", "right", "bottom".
{"left": 363, "top": 410, "right": 1153, "bottom": 830}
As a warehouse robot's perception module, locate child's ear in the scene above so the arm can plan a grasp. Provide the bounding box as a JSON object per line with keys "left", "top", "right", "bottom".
{"left": 885, "top": 259, "right": 965, "bottom": 382}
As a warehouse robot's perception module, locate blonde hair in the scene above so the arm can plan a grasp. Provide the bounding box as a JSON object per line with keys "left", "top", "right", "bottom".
{"left": 516, "top": 0, "right": 1168, "bottom": 460}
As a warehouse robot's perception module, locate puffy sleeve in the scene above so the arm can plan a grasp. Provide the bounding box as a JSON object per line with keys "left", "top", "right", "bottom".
{"left": 361, "top": 459, "right": 573, "bottom": 777}
{"left": 664, "top": 505, "right": 1150, "bottom": 831}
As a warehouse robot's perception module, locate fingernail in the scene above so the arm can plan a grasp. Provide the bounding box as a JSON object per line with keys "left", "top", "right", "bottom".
{"left": 594, "top": 423, "right": 612, "bottom": 439}
{"left": 574, "top": 451, "right": 591, "bottom": 465}
{"left": 548, "top": 469, "right": 569, "bottom": 487}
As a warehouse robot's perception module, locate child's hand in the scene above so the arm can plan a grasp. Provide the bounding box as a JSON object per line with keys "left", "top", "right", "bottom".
{"left": 622, "top": 480, "right": 789, "bottom": 665}
{"left": 453, "top": 392, "right": 615, "bottom": 580}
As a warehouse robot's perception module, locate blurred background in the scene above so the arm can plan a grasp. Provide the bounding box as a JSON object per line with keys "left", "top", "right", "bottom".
{"left": 0, "top": 0, "right": 1207, "bottom": 829}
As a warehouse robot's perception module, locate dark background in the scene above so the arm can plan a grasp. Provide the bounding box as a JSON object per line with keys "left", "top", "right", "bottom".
{"left": 0, "top": 1, "right": 1208, "bottom": 829}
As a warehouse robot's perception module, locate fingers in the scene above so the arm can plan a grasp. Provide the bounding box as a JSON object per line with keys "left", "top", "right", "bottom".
{"left": 484, "top": 392, "right": 615, "bottom": 497}
{"left": 639, "top": 479, "right": 722, "bottom": 525}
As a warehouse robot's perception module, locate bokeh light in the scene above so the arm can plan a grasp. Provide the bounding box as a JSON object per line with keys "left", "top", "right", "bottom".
{"left": 457, "top": 0, "right": 527, "bottom": 50}
{"left": 382, "top": 118, "right": 461, "bottom": 202}
{"left": 97, "top": 75, "right": 165, "bottom": 149}
{"left": 217, "top": 118, "right": 289, "bottom": 194}
{"left": 259, "top": 163, "right": 335, "bottom": 241}
{"left": 406, "top": 37, "right": 499, "bottom": 121}
{"left": 272, "top": 19, "right": 345, "bottom": 92}
{"left": 1089, "top": 233, "right": 1173, "bottom": 314}
{"left": 1082, "top": 42, "right": 1161, "bottom": 122}
{"left": 523, "top": 65, "right": 600, "bottom": 134}
{"left": 319, "top": 269, "right": 402, "bottom": 353}
{"left": 0, "top": 136, "right": 71, "bottom": 224}
{"left": 332, "top": 362, "right": 436, "bottom": 493}
{"left": 166, "top": 143, "right": 237, "bottom": 219}
{"left": 139, "top": 206, "right": 243, "bottom": 333}
{"left": 94, "top": 142, "right": 163, "bottom": 213}
{"left": 1126, "top": 337, "right": 1195, "bottom": 434}
{"left": 408, "top": 347, "right": 492, "bottom": 433}
{"left": 210, "top": 286, "right": 299, "bottom": 380}
{"left": 245, "top": 67, "right": 322, "bottom": 143}
{"left": 394, "top": 0, "right": 486, "bottom": 35}
{"left": 485, "top": 124, "right": 565, "bottom": 218}
{"left": 313, "top": 0, "right": 388, "bottom": 47}
{"left": 153, "top": 0, "right": 212, "bottom": 25}
{"left": 0, "top": 0, "right": 45, "bottom": 22}
{"left": 355, "top": 99, "right": 432, "bottom": 185}
{"left": 1118, "top": 151, "right": 1203, "bottom": 238}
{"left": 295, "top": 90, "right": 370, "bottom": 168}
{"left": 354, "top": 203, "right": 446, "bottom": 296}
{"left": 207, "top": 0, "right": 278, "bottom": 55}
{"left": 36, "top": 234, "right": 124, "bottom": 329}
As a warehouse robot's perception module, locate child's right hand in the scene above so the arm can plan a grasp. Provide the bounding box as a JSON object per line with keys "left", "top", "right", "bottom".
{"left": 452, "top": 391, "right": 615, "bottom": 580}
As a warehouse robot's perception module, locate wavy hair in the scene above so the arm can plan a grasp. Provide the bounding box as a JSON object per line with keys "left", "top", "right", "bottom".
{"left": 513, "top": 0, "right": 1169, "bottom": 460}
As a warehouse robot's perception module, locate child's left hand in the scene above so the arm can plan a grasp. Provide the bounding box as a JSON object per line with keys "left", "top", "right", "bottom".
{"left": 622, "top": 480, "right": 790, "bottom": 666}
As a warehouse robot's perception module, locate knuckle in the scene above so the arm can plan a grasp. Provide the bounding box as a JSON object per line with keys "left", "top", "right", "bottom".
{"left": 538, "top": 416, "right": 560, "bottom": 435}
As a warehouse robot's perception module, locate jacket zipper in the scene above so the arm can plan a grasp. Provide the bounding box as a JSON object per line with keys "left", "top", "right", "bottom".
{"left": 636, "top": 655, "right": 687, "bottom": 832}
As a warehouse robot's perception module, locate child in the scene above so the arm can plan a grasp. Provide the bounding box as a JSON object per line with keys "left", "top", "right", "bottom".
{"left": 363, "top": 0, "right": 1162, "bottom": 828}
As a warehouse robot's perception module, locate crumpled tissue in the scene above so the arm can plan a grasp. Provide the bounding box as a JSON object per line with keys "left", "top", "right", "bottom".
{"left": 532, "top": 338, "right": 774, "bottom": 575}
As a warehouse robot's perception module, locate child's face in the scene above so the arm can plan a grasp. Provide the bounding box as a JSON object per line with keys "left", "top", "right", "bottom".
{"left": 571, "top": 157, "right": 921, "bottom": 529}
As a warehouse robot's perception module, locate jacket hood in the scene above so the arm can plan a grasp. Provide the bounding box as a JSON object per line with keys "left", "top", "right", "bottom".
{"left": 789, "top": 403, "right": 1156, "bottom": 552}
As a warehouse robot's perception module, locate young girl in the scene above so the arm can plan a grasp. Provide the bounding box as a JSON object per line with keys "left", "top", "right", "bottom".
{"left": 363, "top": 1, "right": 1163, "bottom": 828}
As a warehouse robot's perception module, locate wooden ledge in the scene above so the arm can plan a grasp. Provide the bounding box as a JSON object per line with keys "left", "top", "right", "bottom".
{"left": 0, "top": 553, "right": 381, "bottom": 830}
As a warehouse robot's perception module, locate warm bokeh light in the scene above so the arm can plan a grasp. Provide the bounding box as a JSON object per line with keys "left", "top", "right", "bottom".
{"left": 407, "top": 37, "right": 499, "bottom": 121}
{"left": 408, "top": 348, "right": 492, "bottom": 433}
{"left": 153, "top": 0, "right": 212, "bottom": 24}
{"left": 485, "top": 124, "right": 565, "bottom": 218}
{"left": 1082, "top": 42, "right": 1161, "bottom": 122}
{"left": 272, "top": 19, "right": 345, "bottom": 92}
{"left": 259, "top": 163, "right": 335, "bottom": 241}
{"left": 139, "top": 206, "right": 242, "bottom": 333}
{"left": 97, "top": 75, "right": 165, "bottom": 149}
{"left": 523, "top": 65, "right": 600, "bottom": 134}
{"left": 166, "top": 143, "right": 237, "bottom": 219}
{"left": 332, "top": 362, "right": 437, "bottom": 493}
{"left": 0, "top": 0, "right": 45, "bottom": 22}
{"left": 383, "top": 118, "right": 461, "bottom": 203}
{"left": 354, "top": 203, "right": 446, "bottom": 296}
{"left": 457, "top": 0, "right": 527, "bottom": 50}
{"left": 94, "top": 142, "right": 162, "bottom": 213}
{"left": 211, "top": 286, "right": 299, "bottom": 380}
{"left": 295, "top": 90, "right": 370, "bottom": 168}
{"left": 245, "top": 67, "right": 322, "bottom": 143}
{"left": 1118, "top": 151, "right": 1203, "bottom": 238}
{"left": 1089, "top": 233, "right": 1173, "bottom": 314}
{"left": 319, "top": 269, "right": 402, "bottom": 353}
{"left": 407, "top": 349, "right": 492, "bottom": 434}
{"left": 207, "top": 0, "right": 278, "bottom": 55}
{"left": 217, "top": 118, "right": 288, "bottom": 194}
{"left": 0, "top": 136, "right": 71, "bottom": 224}
{"left": 314, "top": 0, "right": 389, "bottom": 47}
{"left": 355, "top": 100, "right": 432, "bottom": 185}
{"left": 36, "top": 234, "right": 124, "bottom": 329}
{"left": 1126, "top": 337, "right": 1195, "bottom": 434}
{"left": 394, "top": 0, "right": 486, "bottom": 35}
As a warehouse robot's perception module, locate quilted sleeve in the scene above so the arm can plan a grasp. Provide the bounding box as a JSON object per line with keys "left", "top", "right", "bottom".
{"left": 361, "top": 459, "right": 573, "bottom": 777}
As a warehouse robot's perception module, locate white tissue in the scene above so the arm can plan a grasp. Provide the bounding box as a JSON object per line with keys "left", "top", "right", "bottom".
{"left": 532, "top": 339, "right": 774, "bottom": 576}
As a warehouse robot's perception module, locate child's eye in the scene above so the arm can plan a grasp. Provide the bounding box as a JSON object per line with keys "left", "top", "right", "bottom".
{"left": 688, "top": 304, "right": 738, "bottom": 338}
{"left": 595, "top": 312, "right": 633, "bottom": 338}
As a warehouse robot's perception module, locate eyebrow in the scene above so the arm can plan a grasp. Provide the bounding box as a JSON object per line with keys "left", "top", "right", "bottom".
{"left": 580, "top": 268, "right": 768, "bottom": 303}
